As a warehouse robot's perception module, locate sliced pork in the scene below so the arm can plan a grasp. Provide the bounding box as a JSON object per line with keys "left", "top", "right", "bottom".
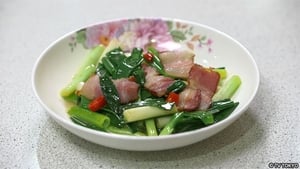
{"left": 188, "top": 64, "right": 220, "bottom": 110}
{"left": 79, "top": 74, "right": 103, "bottom": 100}
{"left": 142, "top": 64, "right": 174, "bottom": 97}
{"left": 79, "top": 75, "right": 139, "bottom": 104}
{"left": 177, "top": 87, "right": 201, "bottom": 111}
{"left": 113, "top": 78, "right": 139, "bottom": 104}
{"left": 159, "top": 50, "right": 195, "bottom": 79}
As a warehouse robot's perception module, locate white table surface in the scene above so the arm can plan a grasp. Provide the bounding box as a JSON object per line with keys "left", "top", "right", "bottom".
{"left": 1, "top": 0, "right": 299, "bottom": 168}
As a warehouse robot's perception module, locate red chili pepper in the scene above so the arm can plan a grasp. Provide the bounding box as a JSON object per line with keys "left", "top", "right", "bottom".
{"left": 143, "top": 52, "right": 154, "bottom": 62}
{"left": 88, "top": 96, "right": 106, "bottom": 112}
{"left": 166, "top": 92, "right": 179, "bottom": 105}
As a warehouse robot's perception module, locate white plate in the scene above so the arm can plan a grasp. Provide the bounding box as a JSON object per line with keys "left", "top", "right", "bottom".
{"left": 32, "top": 18, "right": 259, "bottom": 151}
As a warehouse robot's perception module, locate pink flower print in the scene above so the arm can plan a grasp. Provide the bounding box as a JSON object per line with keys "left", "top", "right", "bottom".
{"left": 207, "top": 38, "right": 213, "bottom": 52}
{"left": 85, "top": 21, "right": 126, "bottom": 48}
{"left": 129, "top": 19, "right": 173, "bottom": 51}
{"left": 207, "top": 38, "right": 213, "bottom": 46}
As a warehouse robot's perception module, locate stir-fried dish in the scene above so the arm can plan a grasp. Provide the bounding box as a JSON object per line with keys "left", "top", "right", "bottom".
{"left": 60, "top": 40, "right": 241, "bottom": 136}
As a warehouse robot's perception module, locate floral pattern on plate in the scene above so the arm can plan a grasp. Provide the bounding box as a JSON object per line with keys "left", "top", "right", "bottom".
{"left": 69, "top": 18, "right": 213, "bottom": 52}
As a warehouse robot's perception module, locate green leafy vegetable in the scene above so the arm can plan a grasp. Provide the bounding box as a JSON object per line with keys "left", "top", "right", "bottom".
{"left": 102, "top": 57, "right": 116, "bottom": 75}
{"left": 159, "top": 99, "right": 238, "bottom": 135}
{"left": 101, "top": 47, "right": 144, "bottom": 79}
{"left": 214, "top": 102, "right": 239, "bottom": 122}
{"left": 147, "top": 47, "right": 166, "bottom": 75}
{"left": 115, "top": 48, "right": 143, "bottom": 78}
{"left": 139, "top": 87, "right": 155, "bottom": 100}
{"left": 97, "top": 66, "right": 122, "bottom": 115}
{"left": 100, "top": 108, "right": 125, "bottom": 127}
{"left": 128, "top": 121, "right": 146, "bottom": 134}
{"left": 132, "top": 68, "right": 145, "bottom": 85}
{"left": 167, "top": 80, "right": 187, "bottom": 93}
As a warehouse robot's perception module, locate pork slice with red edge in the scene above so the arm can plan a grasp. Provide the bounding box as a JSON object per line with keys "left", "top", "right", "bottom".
{"left": 79, "top": 75, "right": 139, "bottom": 104}
{"left": 188, "top": 64, "right": 220, "bottom": 110}
{"left": 142, "top": 64, "right": 174, "bottom": 97}
{"left": 113, "top": 78, "right": 139, "bottom": 104}
{"left": 159, "top": 50, "right": 195, "bottom": 79}
{"left": 79, "top": 74, "right": 103, "bottom": 100}
{"left": 178, "top": 87, "right": 202, "bottom": 111}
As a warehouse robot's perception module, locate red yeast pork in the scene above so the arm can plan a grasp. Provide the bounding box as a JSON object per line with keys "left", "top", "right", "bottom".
{"left": 159, "top": 50, "right": 195, "bottom": 79}
{"left": 177, "top": 88, "right": 202, "bottom": 111}
{"left": 142, "top": 64, "right": 174, "bottom": 97}
{"left": 113, "top": 78, "right": 139, "bottom": 104}
{"left": 79, "top": 74, "right": 103, "bottom": 100}
{"left": 79, "top": 75, "right": 139, "bottom": 104}
{"left": 188, "top": 64, "right": 220, "bottom": 110}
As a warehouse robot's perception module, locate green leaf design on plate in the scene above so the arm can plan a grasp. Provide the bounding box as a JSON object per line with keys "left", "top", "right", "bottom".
{"left": 188, "top": 26, "right": 193, "bottom": 35}
{"left": 170, "top": 30, "right": 186, "bottom": 42}
{"left": 76, "top": 30, "right": 86, "bottom": 44}
{"left": 166, "top": 21, "right": 173, "bottom": 31}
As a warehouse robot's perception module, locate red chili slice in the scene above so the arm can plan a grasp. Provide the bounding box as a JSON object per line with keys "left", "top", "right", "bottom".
{"left": 143, "top": 52, "right": 154, "bottom": 62}
{"left": 88, "top": 96, "right": 106, "bottom": 112}
{"left": 166, "top": 92, "right": 179, "bottom": 105}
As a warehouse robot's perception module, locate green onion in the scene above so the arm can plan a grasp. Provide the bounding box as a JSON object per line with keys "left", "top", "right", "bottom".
{"left": 98, "top": 72, "right": 122, "bottom": 114}
{"left": 147, "top": 47, "right": 166, "bottom": 75}
{"left": 60, "top": 45, "right": 105, "bottom": 97}
{"left": 159, "top": 100, "right": 238, "bottom": 135}
{"left": 145, "top": 119, "right": 158, "bottom": 136}
{"left": 68, "top": 106, "right": 110, "bottom": 131}
{"left": 167, "top": 80, "right": 187, "bottom": 93}
{"left": 62, "top": 93, "right": 79, "bottom": 104}
{"left": 106, "top": 126, "right": 133, "bottom": 135}
{"left": 214, "top": 102, "right": 239, "bottom": 122}
{"left": 123, "top": 105, "right": 177, "bottom": 123}
{"left": 132, "top": 68, "right": 145, "bottom": 85}
{"left": 77, "top": 96, "right": 91, "bottom": 109}
{"left": 212, "top": 75, "right": 241, "bottom": 101}
{"left": 155, "top": 115, "right": 172, "bottom": 129}
{"left": 102, "top": 57, "right": 115, "bottom": 75}
{"left": 98, "top": 39, "right": 122, "bottom": 63}
{"left": 213, "top": 68, "right": 227, "bottom": 79}
{"left": 159, "top": 113, "right": 184, "bottom": 136}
